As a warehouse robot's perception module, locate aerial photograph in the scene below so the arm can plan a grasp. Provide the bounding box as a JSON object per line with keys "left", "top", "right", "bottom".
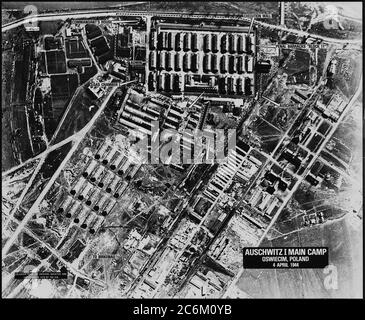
{"left": 1, "top": 1, "right": 362, "bottom": 300}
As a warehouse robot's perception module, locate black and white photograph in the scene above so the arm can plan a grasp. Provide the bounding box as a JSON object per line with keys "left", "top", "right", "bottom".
{"left": 1, "top": 1, "right": 362, "bottom": 304}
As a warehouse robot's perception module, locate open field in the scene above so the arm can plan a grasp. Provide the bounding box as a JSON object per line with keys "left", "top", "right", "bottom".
{"left": 237, "top": 214, "right": 362, "bottom": 298}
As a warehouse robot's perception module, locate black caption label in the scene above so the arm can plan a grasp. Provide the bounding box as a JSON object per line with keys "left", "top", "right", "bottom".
{"left": 243, "top": 247, "right": 329, "bottom": 269}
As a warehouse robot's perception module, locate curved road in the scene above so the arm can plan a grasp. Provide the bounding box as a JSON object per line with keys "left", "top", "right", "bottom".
{"left": 1, "top": 9, "right": 362, "bottom": 46}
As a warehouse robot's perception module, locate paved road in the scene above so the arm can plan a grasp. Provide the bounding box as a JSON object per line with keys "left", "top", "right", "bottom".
{"left": 2, "top": 6, "right": 362, "bottom": 297}
{"left": 2, "top": 9, "right": 267, "bottom": 32}
{"left": 223, "top": 75, "right": 363, "bottom": 298}
{"left": 255, "top": 19, "right": 362, "bottom": 45}
{"left": 1, "top": 8, "right": 362, "bottom": 46}
{"left": 2, "top": 86, "right": 118, "bottom": 257}
{"left": 149, "top": 149, "right": 252, "bottom": 297}
{"left": 2, "top": 130, "right": 80, "bottom": 178}
{"left": 2, "top": 79, "right": 136, "bottom": 179}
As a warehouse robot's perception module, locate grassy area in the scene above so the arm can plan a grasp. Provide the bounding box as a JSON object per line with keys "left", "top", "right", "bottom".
{"left": 52, "top": 86, "right": 99, "bottom": 144}
{"left": 3, "top": 1, "right": 279, "bottom": 16}
{"left": 1, "top": 49, "right": 18, "bottom": 171}
{"left": 237, "top": 214, "right": 362, "bottom": 297}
